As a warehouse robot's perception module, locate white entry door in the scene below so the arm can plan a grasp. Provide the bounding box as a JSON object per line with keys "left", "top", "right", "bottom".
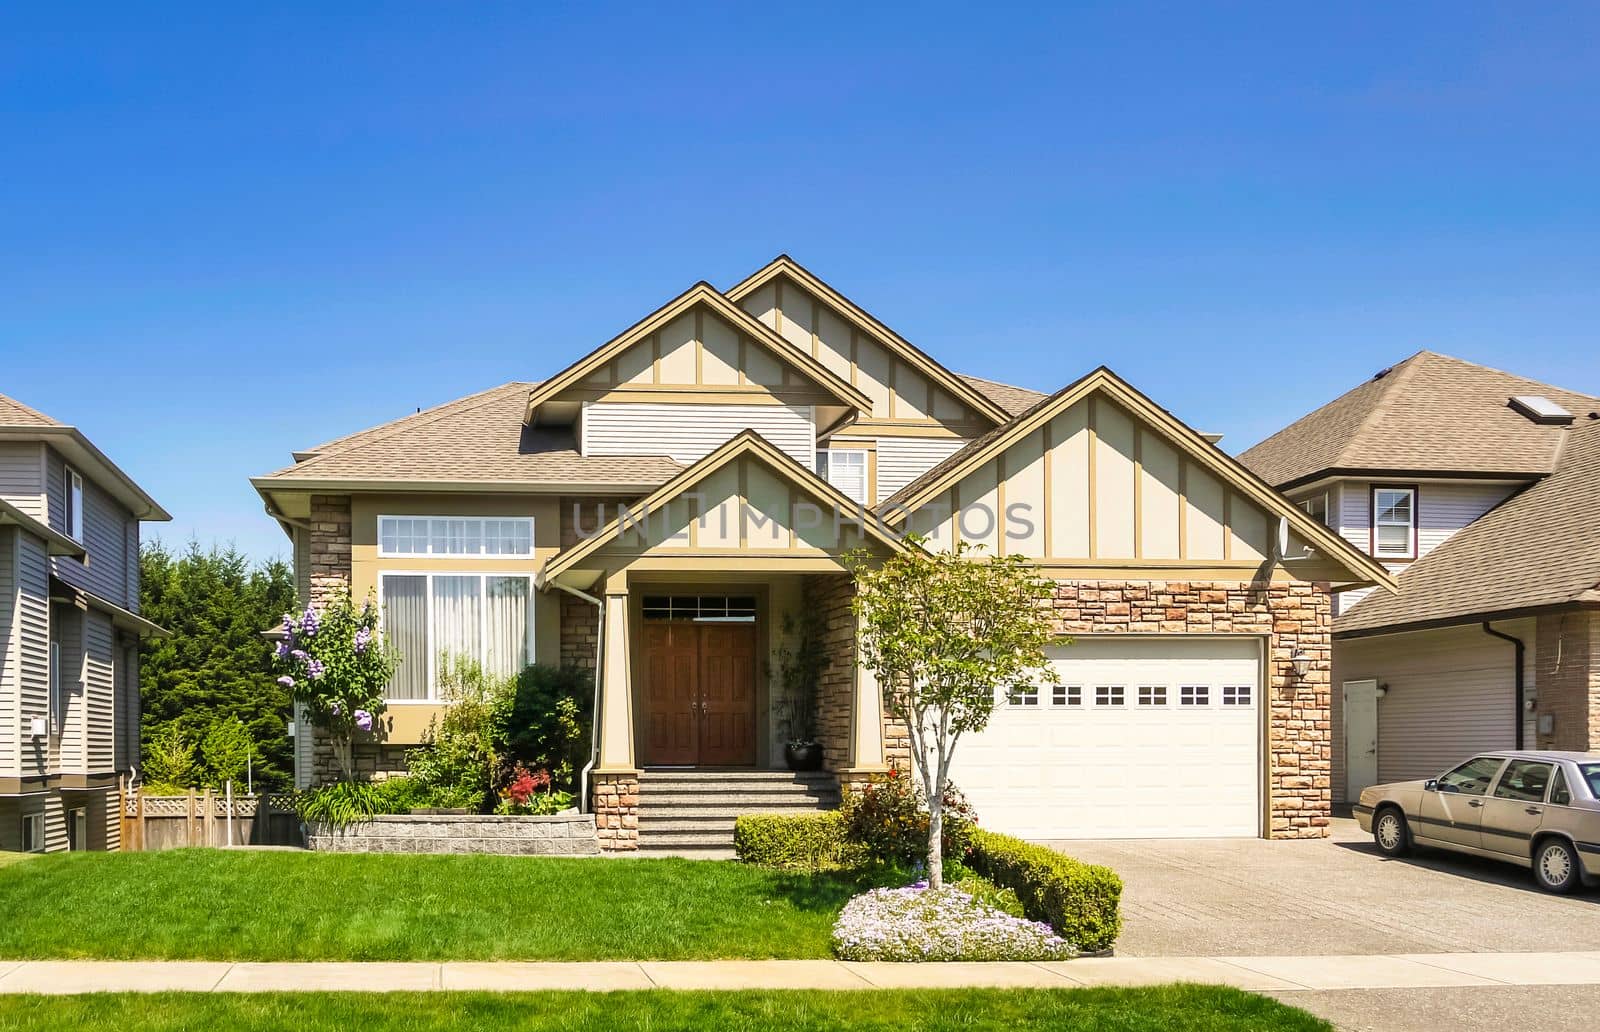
{"left": 955, "top": 637, "right": 1264, "bottom": 839}
{"left": 1343, "top": 679, "right": 1380, "bottom": 801}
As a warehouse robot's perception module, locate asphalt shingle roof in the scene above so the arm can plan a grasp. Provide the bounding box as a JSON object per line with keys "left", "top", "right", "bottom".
{"left": 1239, "top": 351, "right": 1597, "bottom": 488}
{"left": 0, "top": 392, "right": 65, "bottom": 427}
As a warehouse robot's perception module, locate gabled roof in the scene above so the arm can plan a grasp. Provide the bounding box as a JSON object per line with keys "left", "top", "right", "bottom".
{"left": 725, "top": 256, "right": 1016, "bottom": 426}
{"left": 1337, "top": 415, "right": 1600, "bottom": 637}
{"left": 877, "top": 366, "right": 1396, "bottom": 591}
{"left": 956, "top": 374, "right": 1048, "bottom": 417}
{"left": 0, "top": 393, "right": 65, "bottom": 428}
{"left": 1240, "top": 351, "right": 1598, "bottom": 489}
{"left": 540, "top": 429, "right": 910, "bottom": 586}
{"left": 293, "top": 381, "right": 540, "bottom": 461}
{"left": 522, "top": 282, "right": 873, "bottom": 423}
{"left": 0, "top": 393, "right": 170, "bottom": 521}
{"left": 256, "top": 381, "right": 681, "bottom": 491}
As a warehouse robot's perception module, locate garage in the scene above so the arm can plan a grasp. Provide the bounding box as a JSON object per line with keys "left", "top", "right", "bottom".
{"left": 955, "top": 636, "right": 1264, "bottom": 839}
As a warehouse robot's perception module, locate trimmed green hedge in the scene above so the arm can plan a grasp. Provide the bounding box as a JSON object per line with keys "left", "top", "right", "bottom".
{"left": 967, "top": 828, "right": 1122, "bottom": 952}
{"left": 733, "top": 812, "right": 863, "bottom": 870}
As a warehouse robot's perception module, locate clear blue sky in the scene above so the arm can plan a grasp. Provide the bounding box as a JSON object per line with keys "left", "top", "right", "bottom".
{"left": 4, "top": 3, "right": 1596, "bottom": 563}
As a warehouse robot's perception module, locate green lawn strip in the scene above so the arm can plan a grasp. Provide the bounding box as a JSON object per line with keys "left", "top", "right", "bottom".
{"left": 0, "top": 988, "right": 1331, "bottom": 1031}
{"left": 0, "top": 850, "right": 894, "bottom": 961}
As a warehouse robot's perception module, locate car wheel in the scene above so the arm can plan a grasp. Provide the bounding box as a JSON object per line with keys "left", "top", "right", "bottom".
{"left": 1534, "top": 838, "right": 1582, "bottom": 894}
{"left": 1373, "top": 808, "right": 1410, "bottom": 857}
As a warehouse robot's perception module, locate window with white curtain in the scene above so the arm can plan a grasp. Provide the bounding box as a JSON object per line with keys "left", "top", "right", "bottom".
{"left": 378, "top": 516, "right": 533, "bottom": 558}
{"left": 817, "top": 449, "right": 868, "bottom": 504}
{"left": 379, "top": 572, "right": 533, "bottom": 699}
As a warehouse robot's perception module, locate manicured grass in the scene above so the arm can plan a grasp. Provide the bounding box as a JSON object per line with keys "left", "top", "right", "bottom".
{"left": 0, "top": 849, "right": 894, "bottom": 961}
{"left": 0, "top": 989, "right": 1331, "bottom": 1031}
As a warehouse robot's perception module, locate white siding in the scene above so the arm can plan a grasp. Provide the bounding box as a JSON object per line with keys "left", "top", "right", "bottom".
{"left": 0, "top": 442, "right": 44, "bottom": 517}
{"left": 1331, "top": 620, "right": 1535, "bottom": 803}
{"left": 582, "top": 402, "right": 815, "bottom": 469}
{"left": 0, "top": 527, "right": 14, "bottom": 773}
{"left": 16, "top": 533, "right": 49, "bottom": 779}
{"left": 876, "top": 437, "right": 968, "bottom": 502}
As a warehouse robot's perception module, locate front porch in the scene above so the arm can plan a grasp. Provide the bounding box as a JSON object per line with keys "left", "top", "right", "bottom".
{"left": 538, "top": 433, "right": 909, "bottom": 850}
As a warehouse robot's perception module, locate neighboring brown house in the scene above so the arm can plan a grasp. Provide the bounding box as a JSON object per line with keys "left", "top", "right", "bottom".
{"left": 1241, "top": 351, "right": 1600, "bottom": 804}
{"left": 253, "top": 256, "right": 1390, "bottom": 852}
{"left": 0, "top": 393, "right": 170, "bottom": 852}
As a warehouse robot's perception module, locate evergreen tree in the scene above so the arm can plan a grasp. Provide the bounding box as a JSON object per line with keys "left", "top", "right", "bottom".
{"left": 139, "top": 541, "right": 297, "bottom": 790}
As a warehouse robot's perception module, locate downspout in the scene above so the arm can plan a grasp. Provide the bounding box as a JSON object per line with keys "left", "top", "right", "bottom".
{"left": 546, "top": 578, "right": 605, "bottom": 814}
{"left": 1482, "top": 622, "right": 1526, "bottom": 750}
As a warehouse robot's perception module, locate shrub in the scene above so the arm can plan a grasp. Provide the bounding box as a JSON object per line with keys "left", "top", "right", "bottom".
{"left": 404, "top": 657, "right": 507, "bottom": 811}
{"left": 951, "top": 872, "right": 1026, "bottom": 919}
{"left": 831, "top": 885, "right": 1073, "bottom": 961}
{"left": 966, "top": 828, "right": 1123, "bottom": 953}
{"left": 733, "top": 812, "right": 862, "bottom": 870}
{"left": 142, "top": 723, "right": 200, "bottom": 791}
{"left": 838, "top": 767, "right": 975, "bottom": 867}
{"left": 498, "top": 666, "right": 593, "bottom": 792}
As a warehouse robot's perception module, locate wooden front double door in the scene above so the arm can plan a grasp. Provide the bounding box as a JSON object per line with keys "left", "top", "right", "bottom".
{"left": 642, "top": 621, "right": 757, "bottom": 766}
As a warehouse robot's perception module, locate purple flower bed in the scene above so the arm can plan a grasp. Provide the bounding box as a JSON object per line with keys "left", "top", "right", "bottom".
{"left": 831, "top": 885, "right": 1076, "bottom": 962}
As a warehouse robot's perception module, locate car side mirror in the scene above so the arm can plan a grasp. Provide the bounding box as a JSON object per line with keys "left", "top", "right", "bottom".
{"left": 1424, "top": 779, "right": 1438, "bottom": 792}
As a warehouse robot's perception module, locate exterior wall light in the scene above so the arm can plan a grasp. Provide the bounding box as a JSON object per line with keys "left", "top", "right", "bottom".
{"left": 1290, "top": 650, "right": 1312, "bottom": 683}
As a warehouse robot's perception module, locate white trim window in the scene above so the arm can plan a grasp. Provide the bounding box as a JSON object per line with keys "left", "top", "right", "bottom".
{"left": 22, "top": 812, "right": 44, "bottom": 853}
{"left": 1372, "top": 488, "right": 1415, "bottom": 559}
{"left": 816, "top": 449, "right": 869, "bottom": 505}
{"left": 378, "top": 516, "right": 533, "bottom": 559}
{"left": 1297, "top": 491, "right": 1329, "bottom": 527}
{"left": 66, "top": 469, "right": 84, "bottom": 543}
{"left": 379, "top": 572, "right": 535, "bottom": 700}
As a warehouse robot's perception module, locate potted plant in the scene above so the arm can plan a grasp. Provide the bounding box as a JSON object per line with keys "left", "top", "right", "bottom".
{"left": 775, "top": 611, "right": 827, "bottom": 771}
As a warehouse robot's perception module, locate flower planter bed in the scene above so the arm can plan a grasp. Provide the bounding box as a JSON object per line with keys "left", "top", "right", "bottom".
{"left": 307, "top": 813, "right": 600, "bottom": 855}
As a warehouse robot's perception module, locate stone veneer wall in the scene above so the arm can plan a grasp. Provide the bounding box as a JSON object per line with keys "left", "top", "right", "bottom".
{"left": 1049, "top": 579, "right": 1333, "bottom": 840}
{"left": 307, "top": 813, "right": 600, "bottom": 855}
{"left": 558, "top": 497, "right": 611, "bottom": 673}
{"left": 1536, "top": 609, "right": 1599, "bottom": 752}
{"left": 811, "top": 574, "right": 911, "bottom": 781}
{"left": 592, "top": 770, "right": 639, "bottom": 851}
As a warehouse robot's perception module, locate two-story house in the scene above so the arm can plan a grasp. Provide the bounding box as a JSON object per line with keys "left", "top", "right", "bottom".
{"left": 1241, "top": 351, "right": 1599, "bottom": 805}
{"left": 0, "top": 393, "right": 169, "bottom": 852}
{"left": 252, "top": 256, "right": 1390, "bottom": 851}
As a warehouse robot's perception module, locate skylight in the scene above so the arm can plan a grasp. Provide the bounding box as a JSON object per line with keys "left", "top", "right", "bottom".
{"left": 1509, "top": 395, "right": 1575, "bottom": 425}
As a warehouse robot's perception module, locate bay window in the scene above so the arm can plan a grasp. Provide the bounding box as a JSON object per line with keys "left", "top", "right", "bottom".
{"left": 379, "top": 572, "right": 533, "bottom": 699}
{"left": 1371, "top": 487, "right": 1416, "bottom": 559}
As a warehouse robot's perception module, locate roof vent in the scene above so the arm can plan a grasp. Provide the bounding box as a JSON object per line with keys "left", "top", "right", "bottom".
{"left": 1372, "top": 365, "right": 1394, "bottom": 381}
{"left": 1509, "top": 395, "right": 1575, "bottom": 425}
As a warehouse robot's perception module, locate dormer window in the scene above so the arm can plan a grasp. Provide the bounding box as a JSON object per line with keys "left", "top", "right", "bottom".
{"left": 1371, "top": 487, "right": 1416, "bottom": 559}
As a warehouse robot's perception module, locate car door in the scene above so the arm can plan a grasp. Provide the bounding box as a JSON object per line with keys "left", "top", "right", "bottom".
{"left": 1477, "top": 759, "right": 1553, "bottom": 859}
{"left": 1417, "top": 756, "right": 1506, "bottom": 849}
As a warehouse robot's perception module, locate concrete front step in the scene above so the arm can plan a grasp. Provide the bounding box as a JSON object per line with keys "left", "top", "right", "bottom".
{"left": 634, "top": 770, "right": 839, "bottom": 852}
{"left": 639, "top": 796, "right": 838, "bottom": 811}
{"left": 640, "top": 768, "right": 835, "bottom": 782}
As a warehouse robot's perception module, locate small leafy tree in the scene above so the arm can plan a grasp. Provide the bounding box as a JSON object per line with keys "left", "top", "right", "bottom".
{"left": 142, "top": 723, "right": 200, "bottom": 790}
{"left": 847, "top": 539, "right": 1059, "bottom": 888}
{"left": 274, "top": 589, "right": 396, "bottom": 783}
{"left": 201, "top": 718, "right": 253, "bottom": 788}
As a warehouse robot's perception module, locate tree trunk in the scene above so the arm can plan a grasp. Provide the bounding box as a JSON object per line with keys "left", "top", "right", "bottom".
{"left": 927, "top": 801, "right": 944, "bottom": 888}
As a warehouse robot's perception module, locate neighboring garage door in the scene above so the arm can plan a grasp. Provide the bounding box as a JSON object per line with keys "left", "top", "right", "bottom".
{"left": 956, "top": 637, "right": 1263, "bottom": 839}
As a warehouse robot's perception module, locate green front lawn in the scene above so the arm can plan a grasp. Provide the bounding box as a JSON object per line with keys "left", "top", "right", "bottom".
{"left": 0, "top": 849, "right": 890, "bottom": 961}
{"left": 0, "top": 989, "right": 1330, "bottom": 1031}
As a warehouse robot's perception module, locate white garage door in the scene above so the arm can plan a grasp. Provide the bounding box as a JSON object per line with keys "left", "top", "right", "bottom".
{"left": 956, "top": 637, "right": 1263, "bottom": 839}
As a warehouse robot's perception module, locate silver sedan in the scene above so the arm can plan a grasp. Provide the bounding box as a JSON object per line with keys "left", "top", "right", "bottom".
{"left": 1354, "top": 750, "right": 1600, "bottom": 894}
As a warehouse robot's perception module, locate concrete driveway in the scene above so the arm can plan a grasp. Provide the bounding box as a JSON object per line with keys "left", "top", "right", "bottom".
{"left": 1048, "top": 818, "right": 1600, "bottom": 957}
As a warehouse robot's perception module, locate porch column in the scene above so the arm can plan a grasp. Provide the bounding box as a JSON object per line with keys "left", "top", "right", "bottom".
{"left": 596, "top": 590, "right": 635, "bottom": 771}
{"left": 848, "top": 613, "right": 886, "bottom": 770}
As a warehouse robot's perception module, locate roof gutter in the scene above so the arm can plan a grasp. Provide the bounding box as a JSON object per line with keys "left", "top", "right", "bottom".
{"left": 1481, "top": 622, "right": 1527, "bottom": 750}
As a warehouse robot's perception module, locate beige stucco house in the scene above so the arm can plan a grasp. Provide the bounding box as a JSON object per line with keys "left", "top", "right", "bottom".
{"left": 1241, "top": 351, "right": 1600, "bottom": 806}
{"left": 253, "top": 256, "right": 1390, "bottom": 851}
{"left": 0, "top": 393, "right": 169, "bottom": 852}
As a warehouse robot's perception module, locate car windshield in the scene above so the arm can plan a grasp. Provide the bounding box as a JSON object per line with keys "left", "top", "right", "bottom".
{"left": 1580, "top": 764, "right": 1600, "bottom": 799}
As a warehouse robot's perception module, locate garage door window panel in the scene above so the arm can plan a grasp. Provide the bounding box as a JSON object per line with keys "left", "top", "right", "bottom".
{"left": 1222, "top": 684, "right": 1252, "bottom": 706}
{"left": 1095, "top": 685, "right": 1126, "bottom": 707}
{"left": 1054, "top": 685, "right": 1082, "bottom": 707}
{"left": 1181, "top": 685, "right": 1209, "bottom": 706}
{"left": 1138, "top": 685, "right": 1168, "bottom": 706}
{"left": 1007, "top": 686, "right": 1040, "bottom": 707}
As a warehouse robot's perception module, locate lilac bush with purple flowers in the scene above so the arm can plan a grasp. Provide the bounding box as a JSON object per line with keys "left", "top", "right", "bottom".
{"left": 832, "top": 885, "right": 1075, "bottom": 962}
{"left": 274, "top": 588, "right": 396, "bottom": 783}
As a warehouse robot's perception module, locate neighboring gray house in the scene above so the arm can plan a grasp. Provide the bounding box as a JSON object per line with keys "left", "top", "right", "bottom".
{"left": 0, "top": 392, "right": 169, "bottom": 852}
{"left": 1241, "top": 351, "right": 1600, "bottom": 805}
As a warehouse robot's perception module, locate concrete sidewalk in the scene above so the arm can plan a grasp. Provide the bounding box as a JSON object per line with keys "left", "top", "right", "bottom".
{"left": 1, "top": 953, "right": 1598, "bottom": 994}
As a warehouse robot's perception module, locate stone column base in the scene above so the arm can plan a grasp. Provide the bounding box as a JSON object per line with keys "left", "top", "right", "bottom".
{"left": 592, "top": 770, "right": 640, "bottom": 851}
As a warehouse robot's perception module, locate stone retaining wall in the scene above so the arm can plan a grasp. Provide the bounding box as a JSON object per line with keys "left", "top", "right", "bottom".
{"left": 307, "top": 813, "right": 601, "bottom": 855}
